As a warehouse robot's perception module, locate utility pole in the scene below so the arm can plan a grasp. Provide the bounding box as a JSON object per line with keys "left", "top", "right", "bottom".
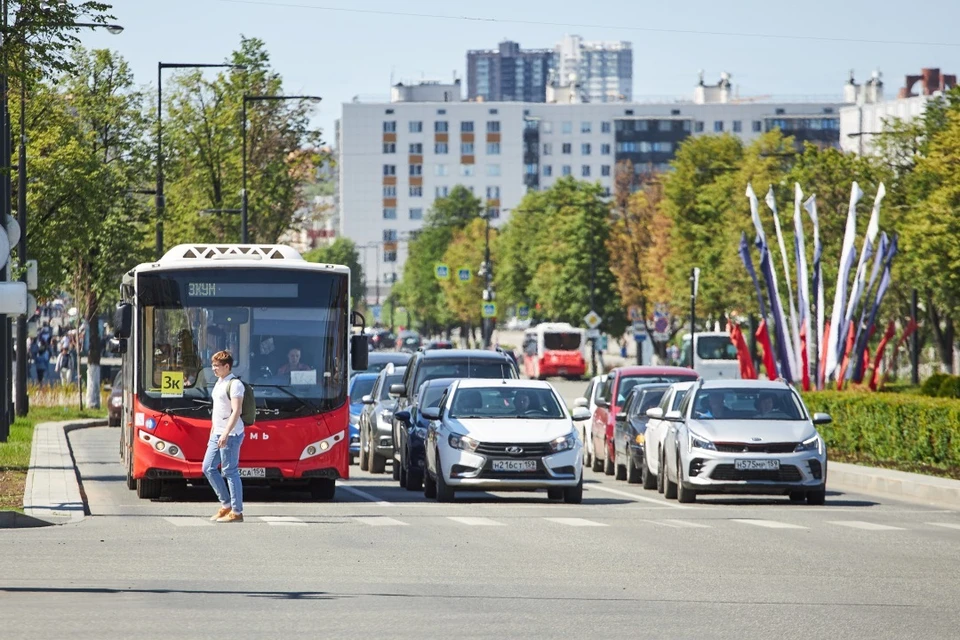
{"left": 0, "top": 0, "right": 11, "bottom": 440}
{"left": 481, "top": 213, "right": 493, "bottom": 349}
{"left": 689, "top": 267, "right": 700, "bottom": 368}
{"left": 589, "top": 257, "right": 597, "bottom": 377}
{"left": 911, "top": 289, "right": 920, "bottom": 385}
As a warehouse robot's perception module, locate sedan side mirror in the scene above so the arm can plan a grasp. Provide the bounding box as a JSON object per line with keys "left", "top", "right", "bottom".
{"left": 812, "top": 412, "right": 833, "bottom": 425}
{"left": 394, "top": 410, "right": 411, "bottom": 423}
{"left": 420, "top": 407, "right": 440, "bottom": 421}
{"left": 615, "top": 413, "right": 627, "bottom": 423}
{"left": 646, "top": 407, "right": 664, "bottom": 419}
{"left": 573, "top": 397, "right": 588, "bottom": 408}
{"left": 390, "top": 383, "right": 407, "bottom": 397}
{"left": 571, "top": 407, "right": 591, "bottom": 421}
{"left": 665, "top": 410, "right": 683, "bottom": 422}
{"left": 361, "top": 395, "right": 374, "bottom": 405}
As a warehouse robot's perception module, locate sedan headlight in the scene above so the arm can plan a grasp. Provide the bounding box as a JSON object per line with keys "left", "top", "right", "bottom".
{"left": 111, "top": 396, "right": 123, "bottom": 408}
{"left": 448, "top": 433, "right": 479, "bottom": 452}
{"left": 795, "top": 434, "right": 824, "bottom": 455}
{"left": 550, "top": 431, "right": 578, "bottom": 453}
{"left": 689, "top": 431, "right": 716, "bottom": 451}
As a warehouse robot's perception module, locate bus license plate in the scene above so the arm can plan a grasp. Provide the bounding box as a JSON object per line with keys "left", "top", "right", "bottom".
{"left": 493, "top": 460, "right": 537, "bottom": 472}
{"left": 735, "top": 459, "right": 780, "bottom": 471}
{"left": 239, "top": 467, "right": 266, "bottom": 478}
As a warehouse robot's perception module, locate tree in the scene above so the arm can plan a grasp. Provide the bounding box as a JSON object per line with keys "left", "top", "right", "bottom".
{"left": 438, "top": 218, "right": 489, "bottom": 328}
{"left": 303, "top": 238, "right": 364, "bottom": 308}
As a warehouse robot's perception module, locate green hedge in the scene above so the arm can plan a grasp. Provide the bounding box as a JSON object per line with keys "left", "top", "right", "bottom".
{"left": 919, "top": 373, "right": 960, "bottom": 399}
{"left": 803, "top": 392, "right": 960, "bottom": 471}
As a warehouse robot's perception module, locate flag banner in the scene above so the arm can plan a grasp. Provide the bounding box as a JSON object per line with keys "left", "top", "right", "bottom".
{"left": 793, "top": 183, "right": 812, "bottom": 386}
{"left": 728, "top": 322, "right": 757, "bottom": 380}
{"left": 825, "top": 182, "right": 864, "bottom": 379}
{"left": 836, "top": 322, "right": 858, "bottom": 390}
{"left": 855, "top": 234, "right": 899, "bottom": 381}
{"left": 840, "top": 183, "right": 885, "bottom": 366}
{"left": 748, "top": 184, "right": 791, "bottom": 380}
{"left": 804, "top": 195, "right": 824, "bottom": 389}
{"left": 739, "top": 231, "right": 768, "bottom": 318}
{"left": 894, "top": 318, "right": 919, "bottom": 355}
{"left": 755, "top": 319, "right": 778, "bottom": 381}
{"left": 766, "top": 186, "right": 801, "bottom": 382}
{"left": 851, "top": 232, "right": 891, "bottom": 382}
{"left": 819, "top": 320, "right": 831, "bottom": 387}
{"left": 868, "top": 321, "right": 898, "bottom": 391}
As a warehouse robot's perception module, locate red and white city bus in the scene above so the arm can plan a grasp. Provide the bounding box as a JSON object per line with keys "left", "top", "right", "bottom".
{"left": 113, "top": 244, "right": 368, "bottom": 501}
{"left": 521, "top": 322, "right": 587, "bottom": 380}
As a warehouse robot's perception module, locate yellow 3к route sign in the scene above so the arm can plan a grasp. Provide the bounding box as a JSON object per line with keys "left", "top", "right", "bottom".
{"left": 161, "top": 371, "right": 184, "bottom": 397}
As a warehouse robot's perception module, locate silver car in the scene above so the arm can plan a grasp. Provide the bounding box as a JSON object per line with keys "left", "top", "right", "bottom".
{"left": 660, "top": 380, "right": 830, "bottom": 504}
{"left": 359, "top": 364, "right": 406, "bottom": 475}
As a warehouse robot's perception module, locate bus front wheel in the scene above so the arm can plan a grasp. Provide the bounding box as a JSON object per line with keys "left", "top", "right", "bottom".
{"left": 136, "top": 477, "right": 161, "bottom": 500}
{"left": 310, "top": 479, "right": 336, "bottom": 501}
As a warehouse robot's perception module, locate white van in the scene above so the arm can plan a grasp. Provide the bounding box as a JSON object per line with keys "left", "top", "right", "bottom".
{"left": 679, "top": 332, "right": 740, "bottom": 380}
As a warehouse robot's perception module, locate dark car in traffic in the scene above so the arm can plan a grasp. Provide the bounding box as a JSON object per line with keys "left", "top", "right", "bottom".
{"left": 354, "top": 351, "right": 411, "bottom": 381}
{"left": 613, "top": 383, "right": 669, "bottom": 486}
{"left": 393, "top": 377, "right": 457, "bottom": 490}
{"left": 108, "top": 371, "right": 123, "bottom": 427}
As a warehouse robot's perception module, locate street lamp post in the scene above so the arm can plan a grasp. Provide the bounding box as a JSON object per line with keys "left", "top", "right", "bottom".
{"left": 480, "top": 212, "right": 495, "bottom": 349}
{"left": 157, "top": 63, "right": 244, "bottom": 259}
{"left": 241, "top": 94, "right": 321, "bottom": 243}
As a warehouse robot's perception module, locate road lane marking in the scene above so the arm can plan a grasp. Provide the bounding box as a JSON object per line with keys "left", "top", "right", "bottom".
{"left": 828, "top": 520, "right": 905, "bottom": 531}
{"left": 731, "top": 519, "right": 808, "bottom": 529}
{"left": 544, "top": 517, "right": 607, "bottom": 527}
{"left": 447, "top": 517, "right": 504, "bottom": 526}
{"left": 356, "top": 517, "right": 408, "bottom": 527}
{"left": 928, "top": 523, "right": 960, "bottom": 530}
{"left": 336, "top": 482, "right": 394, "bottom": 506}
{"left": 260, "top": 516, "right": 307, "bottom": 526}
{"left": 656, "top": 519, "right": 713, "bottom": 528}
{"left": 586, "top": 484, "right": 688, "bottom": 509}
{"left": 164, "top": 517, "right": 213, "bottom": 527}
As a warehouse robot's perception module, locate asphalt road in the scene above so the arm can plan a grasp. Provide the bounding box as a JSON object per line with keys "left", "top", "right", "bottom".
{"left": 2, "top": 379, "right": 960, "bottom": 639}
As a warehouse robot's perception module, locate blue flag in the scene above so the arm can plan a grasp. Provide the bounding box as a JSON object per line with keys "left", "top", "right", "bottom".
{"left": 739, "top": 231, "right": 768, "bottom": 319}
{"left": 853, "top": 234, "right": 899, "bottom": 382}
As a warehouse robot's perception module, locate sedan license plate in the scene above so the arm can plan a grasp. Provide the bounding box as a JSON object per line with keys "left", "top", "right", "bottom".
{"left": 734, "top": 459, "right": 780, "bottom": 471}
{"left": 239, "top": 467, "right": 266, "bottom": 478}
{"left": 493, "top": 459, "right": 537, "bottom": 472}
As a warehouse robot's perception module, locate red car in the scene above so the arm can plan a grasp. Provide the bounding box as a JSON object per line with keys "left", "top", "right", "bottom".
{"left": 590, "top": 366, "right": 699, "bottom": 475}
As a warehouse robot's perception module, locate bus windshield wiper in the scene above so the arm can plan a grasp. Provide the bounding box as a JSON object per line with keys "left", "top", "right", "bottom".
{"left": 251, "top": 384, "right": 322, "bottom": 415}
{"left": 164, "top": 399, "right": 211, "bottom": 414}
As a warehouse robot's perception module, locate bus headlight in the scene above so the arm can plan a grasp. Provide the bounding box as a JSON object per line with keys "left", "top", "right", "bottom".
{"left": 138, "top": 430, "right": 185, "bottom": 460}
{"left": 300, "top": 431, "right": 345, "bottom": 460}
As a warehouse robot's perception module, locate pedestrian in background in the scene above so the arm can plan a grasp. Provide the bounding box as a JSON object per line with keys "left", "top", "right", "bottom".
{"left": 202, "top": 350, "right": 245, "bottom": 523}
{"left": 56, "top": 347, "right": 74, "bottom": 386}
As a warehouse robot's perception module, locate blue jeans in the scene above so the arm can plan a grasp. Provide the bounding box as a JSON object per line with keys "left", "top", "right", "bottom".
{"left": 202, "top": 434, "right": 244, "bottom": 513}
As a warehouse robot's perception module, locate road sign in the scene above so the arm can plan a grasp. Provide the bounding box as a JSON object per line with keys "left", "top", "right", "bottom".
{"left": 652, "top": 312, "right": 670, "bottom": 343}
{"left": 632, "top": 321, "right": 646, "bottom": 341}
{"left": 457, "top": 268, "right": 472, "bottom": 283}
{"left": 0, "top": 282, "right": 27, "bottom": 314}
{"left": 434, "top": 263, "right": 450, "bottom": 280}
{"left": 481, "top": 302, "right": 497, "bottom": 318}
{"left": 517, "top": 305, "right": 530, "bottom": 320}
{"left": 583, "top": 310, "right": 602, "bottom": 329}
{"left": 0, "top": 227, "right": 9, "bottom": 270}
{"left": 628, "top": 306, "right": 642, "bottom": 322}
{"left": 371, "top": 305, "right": 382, "bottom": 322}
{"left": 586, "top": 328, "right": 601, "bottom": 340}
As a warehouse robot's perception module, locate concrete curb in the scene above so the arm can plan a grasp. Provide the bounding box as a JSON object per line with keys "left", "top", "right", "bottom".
{"left": 829, "top": 461, "right": 960, "bottom": 511}
{"left": 15, "top": 418, "right": 108, "bottom": 528}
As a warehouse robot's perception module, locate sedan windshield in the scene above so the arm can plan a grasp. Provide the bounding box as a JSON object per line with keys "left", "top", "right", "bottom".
{"left": 617, "top": 374, "right": 697, "bottom": 408}
{"left": 692, "top": 388, "right": 805, "bottom": 420}
{"left": 350, "top": 378, "right": 376, "bottom": 400}
{"left": 449, "top": 387, "right": 565, "bottom": 420}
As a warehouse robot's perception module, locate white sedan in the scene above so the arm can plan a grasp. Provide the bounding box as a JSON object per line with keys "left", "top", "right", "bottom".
{"left": 422, "top": 379, "right": 591, "bottom": 503}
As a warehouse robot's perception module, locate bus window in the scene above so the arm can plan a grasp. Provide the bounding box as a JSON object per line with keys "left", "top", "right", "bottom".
{"left": 544, "top": 332, "right": 581, "bottom": 350}
{"left": 696, "top": 336, "right": 737, "bottom": 360}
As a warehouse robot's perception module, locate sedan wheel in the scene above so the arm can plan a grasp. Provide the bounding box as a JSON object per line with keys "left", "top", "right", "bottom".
{"left": 398, "top": 455, "right": 407, "bottom": 487}
{"left": 435, "top": 453, "right": 455, "bottom": 503}
{"left": 392, "top": 457, "right": 401, "bottom": 481}
{"left": 591, "top": 452, "right": 604, "bottom": 473}
{"left": 423, "top": 467, "right": 437, "bottom": 499}
{"left": 359, "top": 429, "right": 369, "bottom": 471}
{"left": 789, "top": 491, "right": 806, "bottom": 503}
{"left": 547, "top": 488, "right": 564, "bottom": 501}
{"left": 806, "top": 486, "right": 826, "bottom": 505}
{"left": 603, "top": 443, "right": 615, "bottom": 476}
{"left": 676, "top": 459, "right": 696, "bottom": 504}
{"left": 563, "top": 478, "right": 584, "bottom": 504}
{"left": 641, "top": 455, "right": 657, "bottom": 490}
{"left": 656, "top": 451, "right": 665, "bottom": 494}
{"left": 663, "top": 452, "right": 678, "bottom": 500}
{"left": 626, "top": 457, "right": 641, "bottom": 484}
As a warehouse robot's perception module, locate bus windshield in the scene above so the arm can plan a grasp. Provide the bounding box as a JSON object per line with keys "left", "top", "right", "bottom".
{"left": 544, "top": 332, "right": 581, "bottom": 350}
{"left": 137, "top": 268, "right": 349, "bottom": 416}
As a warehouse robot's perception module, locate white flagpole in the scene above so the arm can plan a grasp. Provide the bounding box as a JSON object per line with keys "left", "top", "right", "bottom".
{"left": 803, "top": 194, "right": 823, "bottom": 387}
{"left": 793, "top": 183, "right": 812, "bottom": 382}
{"left": 825, "top": 182, "right": 864, "bottom": 379}
{"left": 841, "top": 183, "right": 885, "bottom": 342}
{"left": 766, "top": 186, "right": 800, "bottom": 382}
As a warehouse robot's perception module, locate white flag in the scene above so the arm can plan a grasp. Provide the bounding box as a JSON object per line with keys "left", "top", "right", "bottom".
{"left": 766, "top": 187, "right": 800, "bottom": 382}
{"left": 746, "top": 183, "right": 767, "bottom": 246}
{"left": 842, "top": 183, "right": 886, "bottom": 341}
{"left": 803, "top": 194, "right": 824, "bottom": 388}
{"left": 825, "top": 182, "right": 864, "bottom": 378}
{"left": 793, "top": 183, "right": 812, "bottom": 383}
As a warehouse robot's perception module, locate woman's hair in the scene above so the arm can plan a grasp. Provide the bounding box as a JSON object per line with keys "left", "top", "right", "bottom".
{"left": 212, "top": 350, "right": 234, "bottom": 368}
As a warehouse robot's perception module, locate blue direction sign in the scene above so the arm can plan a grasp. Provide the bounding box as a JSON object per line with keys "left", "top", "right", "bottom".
{"left": 371, "top": 305, "right": 383, "bottom": 322}
{"left": 434, "top": 263, "right": 450, "bottom": 280}
{"left": 457, "top": 268, "right": 472, "bottom": 283}
{"left": 481, "top": 302, "right": 497, "bottom": 319}
{"left": 517, "top": 305, "right": 530, "bottom": 320}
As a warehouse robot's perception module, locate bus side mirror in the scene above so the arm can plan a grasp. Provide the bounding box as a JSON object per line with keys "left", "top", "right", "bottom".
{"left": 114, "top": 303, "right": 132, "bottom": 339}
{"left": 110, "top": 337, "right": 127, "bottom": 355}
{"left": 351, "top": 335, "right": 369, "bottom": 371}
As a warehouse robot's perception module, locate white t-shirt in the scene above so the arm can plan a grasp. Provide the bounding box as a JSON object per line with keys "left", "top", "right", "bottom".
{"left": 212, "top": 374, "right": 245, "bottom": 437}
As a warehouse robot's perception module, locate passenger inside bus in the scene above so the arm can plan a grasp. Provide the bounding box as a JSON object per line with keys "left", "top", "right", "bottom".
{"left": 277, "top": 347, "right": 314, "bottom": 375}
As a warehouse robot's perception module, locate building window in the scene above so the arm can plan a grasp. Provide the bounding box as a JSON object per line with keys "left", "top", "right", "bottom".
{"left": 435, "top": 164, "right": 448, "bottom": 177}
{"left": 561, "top": 121, "right": 572, "bottom": 134}
{"left": 486, "top": 186, "right": 500, "bottom": 199}
{"left": 601, "top": 143, "right": 611, "bottom": 155}
{"left": 409, "top": 186, "right": 422, "bottom": 197}
{"left": 542, "top": 143, "right": 552, "bottom": 155}
{"left": 409, "top": 208, "right": 423, "bottom": 220}
{"left": 714, "top": 121, "right": 724, "bottom": 132}
{"left": 487, "top": 164, "right": 501, "bottom": 176}
{"left": 383, "top": 164, "right": 396, "bottom": 176}
{"left": 562, "top": 143, "right": 572, "bottom": 154}
{"left": 732, "top": 120, "right": 742, "bottom": 133}
{"left": 383, "top": 185, "right": 396, "bottom": 197}
{"left": 461, "top": 142, "right": 474, "bottom": 154}
{"left": 658, "top": 120, "right": 672, "bottom": 132}
{"left": 562, "top": 165, "right": 572, "bottom": 176}
{"left": 383, "top": 251, "right": 397, "bottom": 263}
{"left": 434, "top": 142, "right": 448, "bottom": 154}
{"left": 487, "top": 142, "right": 501, "bottom": 155}
{"left": 582, "top": 165, "right": 591, "bottom": 177}
{"left": 652, "top": 142, "right": 673, "bottom": 152}
{"left": 581, "top": 121, "right": 592, "bottom": 133}
{"left": 409, "top": 121, "right": 423, "bottom": 133}
{"left": 601, "top": 121, "right": 611, "bottom": 133}
{"left": 435, "top": 121, "right": 448, "bottom": 133}
{"left": 385, "top": 108, "right": 394, "bottom": 115}
{"left": 524, "top": 164, "right": 537, "bottom": 175}
{"left": 823, "top": 107, "right": 835, "bottom": 114}
{"left": 489, "top": 108, "right": 499, "bottom": 115}
{"left": 383, "top": 207, "right": 397, "bottom": 219}
{"left": 435, "top": 186, "right": 449, "bottom": 198}
{"left": 486, "top": 121, "right": 500, "bottom": 133}
{"left": 636, "top": 120, "right": 649, "bottom": 131}
{"left": 409, "top": 143, "right": 423, "bottom": 154}
{"left": 383, "top": 229, "right": 398, "bottom": 242}
{"left": 601, "top": 165, "right": 611, "bottom": 177}
{"left": 437, "top": 108, "right": 446, "bottom": 115}
{"left": 382, "top": 143, "right": 396, "bottom": 154}
{"left": 671, "top": 109, "right": 681, "bottom": 116}
{"left": 775, "top": 108, "right": 785, "bottom": 115}
{"left": 409, "top": 164, "right": 422, "bottom": 176}
{"left": 460, "top": 164, "right": 475, "bottom": 177}
{"left": 625, "top": 109, "right": 634, "bottom": 115}
{"left": 542, "top": 165, "right": 552, "bottom": 177}
{"left": 542, "top": 121, "right": 553, "bottom": 134}
{"left": 683, "top": 120, "right": 692, "bottom": 132}
{"left": 383, "top": 121, "right": 396, "bottom": 133}
{"left": 753, "top": 120, "right": 763, "bottom": 132}
{"left": 581, "top": 143, "right": 591, "bottom": 155}
{"left": 461, "top": 121, "right": 474, "bottom": 133}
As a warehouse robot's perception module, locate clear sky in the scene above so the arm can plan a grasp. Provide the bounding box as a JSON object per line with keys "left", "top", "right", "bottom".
{"left": 77, "top": 0, "right": 960, "bottom": 145}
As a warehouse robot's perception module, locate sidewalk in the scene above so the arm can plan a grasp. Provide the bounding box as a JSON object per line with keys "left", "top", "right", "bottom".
{"left": 829, "top": 462, "right": 960, "bottom": 510}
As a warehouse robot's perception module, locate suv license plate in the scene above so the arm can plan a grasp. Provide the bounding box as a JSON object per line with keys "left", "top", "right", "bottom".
{"left": 734, "top": 459, "right": 780, "bottom": 471}
{"left": 493, "top": 460, "right": 537, "bottom": 472}
{"left": 239, "top": 467, "right": 266, "bottom": 478}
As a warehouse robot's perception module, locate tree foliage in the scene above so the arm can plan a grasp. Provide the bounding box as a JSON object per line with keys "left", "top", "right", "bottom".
{"left": 303, "top": 237, "right": 364, "bottom": 308}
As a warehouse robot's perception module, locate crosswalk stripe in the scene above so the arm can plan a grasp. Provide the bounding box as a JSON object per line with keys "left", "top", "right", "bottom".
{"left": 732, "top": 519, "right": 807, "bottom": 529}
{"left": 356, "top": 517, "right": 409, "bottom": 527}
{"left": 928, "top": 523, "right": 960, "bottom": 531}
{"left": 260, "top": 516, "right": 307, "bottom": 526}
{"left": 828, "top": 520, "right": 905, "bottom": 531}
{"left": 544, "top": 517, "right": 607, "bottom": 527}
{"left": 447, "top": 517, "right": 504, "bottom": 526}
{"left": 658, "top": 519, "right": 713, "bottom": 528}
{"left": 164, "top": 517, "right": 213, "bottom": 527}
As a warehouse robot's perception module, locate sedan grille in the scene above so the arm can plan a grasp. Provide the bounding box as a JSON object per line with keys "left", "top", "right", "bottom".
{"left": 714, "top": 442, "right": 799, "bottom": 454}
{"left": 475, "top": 442, "right": 553, "bottom": 457}
{"left": 710, "top": 464, "right": 803, "bottom": 482}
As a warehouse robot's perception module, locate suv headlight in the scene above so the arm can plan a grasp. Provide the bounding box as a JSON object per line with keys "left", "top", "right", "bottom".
{"left": 795, "top": 435, "right": 823, "bottom": 455}
{"left": 689, "top": 431, "right": 716, "bottom": 451}
{"left": 550, "top": 431, "right": 578, "bottom": 453}
{"left": 448, "top": 433, "right": 479, "bottom": 452}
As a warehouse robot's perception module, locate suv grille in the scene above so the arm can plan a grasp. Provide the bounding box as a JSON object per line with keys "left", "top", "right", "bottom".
{"left": 475, "top": 442, "right": 553, "bottom": 457}
{"left": 714, "top": 442, "right": 799, "bottom": 454}
{"left": 710, "top": 464, "right": 802, "bottom": 482}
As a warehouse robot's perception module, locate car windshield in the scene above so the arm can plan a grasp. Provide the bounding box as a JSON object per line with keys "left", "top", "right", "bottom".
{"left": 635, "top": 389, "right": 666, "bottom": 415}
{"left": 691, "top": 388, "right": 805, "bottom": 420}
{"left": 544, "top": 332, "right": 581, "bottom": 350}
{"left": 415, "top": 360, "right": 515, "bottom": 390}
{"left": 350, "top": 378, "right": 376, "bottom": 401}
{"left": 421, "top": 385, "right": 450, "bottom": 409}
{"left": 449, "top": 387, "right": 565, "bottom": 420}
{"left": 379, "top": 374, "right": 404, "bottom": 400}
{"left": 617, "top": 375, "right": 696, "bottom": 408}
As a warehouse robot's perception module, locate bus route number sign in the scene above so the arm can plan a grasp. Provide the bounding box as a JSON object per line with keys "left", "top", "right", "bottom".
{"left": 161, "top": 371, "right": 184, "bottom": 398}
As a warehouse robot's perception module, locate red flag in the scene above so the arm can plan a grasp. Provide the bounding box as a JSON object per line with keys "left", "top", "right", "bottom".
{"left": 894, "top": 318, "right": 919, "bottom": 353}
{"left": 755, "top": 319, "right": 778, "bottom": 380}
{"left": 728, "top": 322, "right": 757, "bottom": 380}
{"left": 799, "top": 323, "right": 811, "bottom": 391}
{"left": 869, "top": 321, "right": 898, "bottom": 391}
{"left": 837, "top": 323, "right": 858, "bottom": 390}
{"left": 819, "top": 321, "right": 831, "bottom": 390}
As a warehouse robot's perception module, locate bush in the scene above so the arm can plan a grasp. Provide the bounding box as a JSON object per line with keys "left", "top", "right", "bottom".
{"left": 921, "top": 373, "right": 950, "bottom": 397}
{"left": 937, "top": 376, "right": 960, "bottom": 399}
{"left": 803, "top": 391, "right": 960, "bottom": 471}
